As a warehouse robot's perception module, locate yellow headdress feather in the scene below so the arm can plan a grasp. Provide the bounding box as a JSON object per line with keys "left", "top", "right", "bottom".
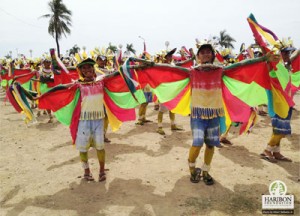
{"left": 75, "top": 53, "right": 82, "bottom": 63}
{"left": 220, "top": 48, "right": 232, "bottom": 57}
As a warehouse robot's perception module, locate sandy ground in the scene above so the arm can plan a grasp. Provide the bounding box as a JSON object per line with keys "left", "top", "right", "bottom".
{"left": 0, "top": 89, "right": 299, "bottom": 216}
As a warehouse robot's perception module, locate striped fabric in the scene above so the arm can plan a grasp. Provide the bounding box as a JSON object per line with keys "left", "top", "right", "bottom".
{"left": 271, "top": 108, "right": 292, "bottom": 135}
{"left": 79, "top": 81, "right": 105, "bottom": 120}
{"left": 190, "top": 67, "right": 224, "bottom": 119}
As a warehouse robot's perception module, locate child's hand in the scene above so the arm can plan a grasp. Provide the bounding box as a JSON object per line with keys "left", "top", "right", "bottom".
{"left": 144, "top": 61, "right": 155, "bottom": 66}
{"left": 266, "top": 53, "right": 280, "bottom": 62}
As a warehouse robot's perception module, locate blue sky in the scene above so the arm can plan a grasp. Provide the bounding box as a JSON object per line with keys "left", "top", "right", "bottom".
{"left": 0, "top": 0, "right": 299, "bottom": 58}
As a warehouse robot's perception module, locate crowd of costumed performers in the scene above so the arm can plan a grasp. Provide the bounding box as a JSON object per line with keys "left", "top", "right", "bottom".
{"left": 1, "top": 13, "right": 299, "bottom": 184}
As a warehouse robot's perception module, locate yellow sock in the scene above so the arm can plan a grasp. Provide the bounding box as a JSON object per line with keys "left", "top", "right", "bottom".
{"left": 80, "top": 152, "right": 88, "bottom": 162}
{"left": 268, "top": 134, "right": 285, "bottom": 146}
{"left": 204, "top": 145, "right": 214, "bottom": 166}
{"left": 169, "top": 111, "right": 175, "bottom": 122}
{"left": 188, "top": 146, "right": 201, "bottom": 173}
{"left": 158, "top": 111, "right": 163, "bottom": 124}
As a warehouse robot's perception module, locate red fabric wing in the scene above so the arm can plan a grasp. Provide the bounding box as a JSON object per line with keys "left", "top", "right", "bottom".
{"left": 13, "top": 69, "right": 32, "bottom": 76}
{"left": 1, "top": 73, "right": 10, "bottom": 81}
{"left": 142, "top": 66, "right": 189, "bottom": 88}
{"left": 222, "top": 83, "right": 252, "bottom": 123}
{"left": 70, "top": 95, "right": 81, "bottom": 144}
{"left": 224, "top": 61, "right": 271, "bottom": 89}
{"left": 291, "top": 54, "right": 300, "bottom": 73}
{"left": 6, "top": 87, "right": 22, "bottom": 112}
{"left": 14, "top": 72, "right": 36, "bottom": 84}
{"left": 38, "top": 85, "right": 78, "bottom": 111}
{"left": 104, "top": 73, "right": 139, "bottom": 92}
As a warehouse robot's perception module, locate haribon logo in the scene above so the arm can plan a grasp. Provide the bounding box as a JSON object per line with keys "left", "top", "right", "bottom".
{"left": 262, "top": 180, "right": 294, "bottom": 214}
{"left": 269, "top": 180, "right": 287, "bottom": 196}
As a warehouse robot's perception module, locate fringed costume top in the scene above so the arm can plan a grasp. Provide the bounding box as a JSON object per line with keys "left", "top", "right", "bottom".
{"left": 190, "top": 65, "right": 224, "bottom": 119}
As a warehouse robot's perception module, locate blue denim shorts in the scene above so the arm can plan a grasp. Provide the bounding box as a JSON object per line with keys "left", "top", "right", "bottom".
{"left": 144, "top": 92, "right": 153, "bottom": 103}
{"left": 191, "top": 117, "right": 220, "bottom": 147}
{"left": 271, "top": 108, "right": 292, "bottom": 135}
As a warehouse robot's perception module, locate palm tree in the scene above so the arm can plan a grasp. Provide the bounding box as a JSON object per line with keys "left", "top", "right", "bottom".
{"left": 68, "top": 44, "right": 80, "bottom": 56}
{"left": 126, "top": 43, "right": 136, "bottom": 55}
{"left": 217, "top": 30, "right": 236, "bottom": 49}
{"left": 4, "top": 54, "right": 11, "bottom": 59}
{"left": 107, "top": 42, "right": 118, "bottom": 53}
{"left": 40, "top": 0, "right": 72, "bottom": 57}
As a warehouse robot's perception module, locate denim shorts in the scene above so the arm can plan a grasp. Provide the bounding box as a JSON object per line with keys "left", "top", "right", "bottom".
{"left": 191, "top": 117, "right": 220, "bottom": 147}
{"left": 271, "top": 108, "right": 292, "bottom": 135}
{"left": 144, "top": 92, "right": 153, "bottom": 103}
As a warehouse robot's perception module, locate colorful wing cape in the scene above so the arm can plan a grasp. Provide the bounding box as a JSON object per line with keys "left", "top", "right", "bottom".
{"left": 1, "top": 71, "right": 9, "bottom": 88}
{"left": 36, "top": 70, "right": 143, "bottom": 142}
{"left": 103, "top": 71, "right": 145, "bottom": 131}
{"left": 12, "top": 70, "right": 37, "bottom": 92}
{"left": 124, "top": 57, "right": 294, "bottom": 134}
{"left": 4, "top": 69, "right": 37, "bottom": 106}
{"left": 247, "top": 13, "right": 295, "bottom": 118}
{"left": 8, "top": 65, "right": 143, "bottom": 143}
{"left": 224, "top": 57, "right": 295, "bottom": 133}
{"left": 291, "top": 50, "right": 300, "bottom": 96}
{"left": 247, "top": 13, "right": 280, "bottom": 72}
{"left": 140, "top": 64, "right": 191, "bottom": 116}
{"left": 38, "top": 84, "right": 81, "bottom": 142}
{"left": 50, "top": 49, "right": 80, "bottom": 84}
{"left": 123, "top": 61, "right": 192, "bottom": 116}
{"left": 247, "top": 14, "right": 279, "bottom": 53}
{"left": 2, "top": 69, "right": 34, "bottom": 90}
{"left": 223, "top": 58, "right": 270, "bottom": 134}
{"left": 35, "top": 49, "right": 79, "bottom": 96}
{"left": 215, "top": 51, "right": 225, "bottom": 64}
{"left": 6, "top": 82, "right": 37, "bottom": 124}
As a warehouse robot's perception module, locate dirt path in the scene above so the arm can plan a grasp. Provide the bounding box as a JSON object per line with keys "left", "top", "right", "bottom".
{"left": 0, "top": 90, "right": 299, "bottom": 216}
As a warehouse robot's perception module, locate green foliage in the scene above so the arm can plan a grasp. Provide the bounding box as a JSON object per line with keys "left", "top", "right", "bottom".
{"left": 107, "top": 43, "right": 118, "bottom": 53}
{"left": 40, "top": 0, "right": 72, "bottom": 56}
{"left": 69, "top": 44, "right": 80, "bottom": 56}
{"left": 217, "top": 30, "right": 236, "bottom": 49}
{"left": 126, "top": 43, "right": 136, "bottom": 55}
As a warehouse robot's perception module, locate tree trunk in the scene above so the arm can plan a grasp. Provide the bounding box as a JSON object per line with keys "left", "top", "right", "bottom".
{"left": 55, "top": 33, "right": 60, "bottom": 57}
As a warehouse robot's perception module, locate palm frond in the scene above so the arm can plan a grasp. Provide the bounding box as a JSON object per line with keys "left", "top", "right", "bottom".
{"left": 40, "top": 0, "right": 72, "bottom": 56}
